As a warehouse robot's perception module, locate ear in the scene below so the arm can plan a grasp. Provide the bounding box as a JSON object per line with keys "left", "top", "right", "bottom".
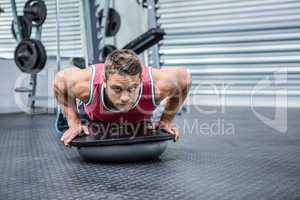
{"left": 140, "top": 74, "right": 143, "bottom": 83}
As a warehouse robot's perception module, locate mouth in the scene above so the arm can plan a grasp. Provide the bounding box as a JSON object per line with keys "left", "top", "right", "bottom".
{"left": 116, "top": 103, "right": 130, "bottom": 109}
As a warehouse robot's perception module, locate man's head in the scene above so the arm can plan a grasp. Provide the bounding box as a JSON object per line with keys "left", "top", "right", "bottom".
{"left": 103, "top": 49, "right": 143, "bottom": 112}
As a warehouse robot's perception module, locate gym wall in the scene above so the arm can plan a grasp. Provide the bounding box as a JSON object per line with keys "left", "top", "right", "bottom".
{"left": 158, "top": 0, "right": 300, "bottom": 107}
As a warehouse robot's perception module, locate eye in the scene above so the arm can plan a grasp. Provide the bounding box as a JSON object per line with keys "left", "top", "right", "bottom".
{"left": 113, "top": 88, "right": 122, "bottom": 93}
{"left": 128, "top": 86, "right": 137, "bottom": 92}
{"left": 114, "top": 89, "right": 121, "bottom": 93}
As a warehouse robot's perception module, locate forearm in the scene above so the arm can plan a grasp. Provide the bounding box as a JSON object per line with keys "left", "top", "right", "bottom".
{"left": 160, "top": 88, "right": 189, "bottom": 123}
{"left": 160, "top": 98, "right": 180, "bottom": 123}
{"left": 59, "top": 98, "right": 80, "bottom": 127}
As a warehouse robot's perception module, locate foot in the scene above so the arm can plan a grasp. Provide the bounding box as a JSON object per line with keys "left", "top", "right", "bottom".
{"left": 55, "top": 107, "right": 69, "bottom": 134}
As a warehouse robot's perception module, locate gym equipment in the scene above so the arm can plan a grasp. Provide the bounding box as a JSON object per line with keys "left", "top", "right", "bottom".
{"left": 72, "top": 26, "right": 164, "bottom": 63}
{"left": 69, "top": 126, "right": 175, "bottom": 162}
{"left": 82, "top": 0, "right": 163, "bottom": 65}
{"left": 80, "top": 0, "right": 105, "bottom": 64}
{"left": 14, "top": 39, "right": 38, "bottom": 73}
{"left": 100, "top": 44, "right": 117, "bottom": 62}
{"left": 11, "top": 0, "right": 49, "bottom": 114}
{"left": 11, "top": 15, "right": 32, "bottom": 40}
{"left": 123, "top": 28, "right": 165, "bottom": 54}
{"left": 70, "top": 57, "right": 86, "bottom": 69}
{"left": 33, "top": 39, "right": 47, "bottom": 73}
{"left": 136, "top": 0, "right": 159, "bottom": 8}
{"left": 75, "top": 141, "right": 171, "bottom": 162}
{"left": 98, "top": 28, "right": 165, "bottom": 62}
{"left": 23, "top": 0, "right": 47, "bottom": 27}
{"left": 98, "top": 8, "right": 121, "bottom": 37}
{"left": 146, "top": 0, "right": 161, "bottom": 68}
{"left": 98, "top": 27, "right": 165, "bottom": 62}
{"left": 14, "top": 39, "right": 46, "bottom": 74}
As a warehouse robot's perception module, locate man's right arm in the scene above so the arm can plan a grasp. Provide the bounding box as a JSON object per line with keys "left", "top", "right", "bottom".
{"left": 53, "top": 67, "right": 90, "bottom": 146}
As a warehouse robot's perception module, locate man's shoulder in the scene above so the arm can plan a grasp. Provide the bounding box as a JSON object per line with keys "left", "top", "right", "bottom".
{"left": 63, "top": 67, "right": 92, "bottom": 82}
{"left": 151, "top": 67, "right": 179, "bottom": 83}
{"left": 60, "top": 67, "right": 92, "bottom": 98}
{"left": 151, "top": 67, "right": 190, "bottom": 101}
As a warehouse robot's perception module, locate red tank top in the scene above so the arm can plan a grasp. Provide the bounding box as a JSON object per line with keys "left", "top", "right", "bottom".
{"left": 83, "top": 63, "right": 158, "bottom": 123}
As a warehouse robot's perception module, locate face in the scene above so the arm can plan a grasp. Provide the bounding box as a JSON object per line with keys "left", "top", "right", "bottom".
{"left": 103, "top": 73, "right": 142, "bottom": 112}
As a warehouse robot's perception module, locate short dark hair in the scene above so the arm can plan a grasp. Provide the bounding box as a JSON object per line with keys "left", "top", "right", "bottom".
{"left": 104, "top": 49, "right": 142, "bottom": 80}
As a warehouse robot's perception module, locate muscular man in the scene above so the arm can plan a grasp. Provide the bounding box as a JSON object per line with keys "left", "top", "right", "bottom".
{"left": 53, "top": 49, "right": 192, "bottom": 147}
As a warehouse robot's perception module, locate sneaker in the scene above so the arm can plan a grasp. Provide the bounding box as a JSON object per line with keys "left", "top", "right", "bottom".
{"left": 54, "top": 107, "right": 69, "bottom": 137}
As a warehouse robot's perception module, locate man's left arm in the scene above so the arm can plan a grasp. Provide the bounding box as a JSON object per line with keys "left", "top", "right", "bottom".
{"left": 153, "top": 68, "right": 192, "bottom": 141}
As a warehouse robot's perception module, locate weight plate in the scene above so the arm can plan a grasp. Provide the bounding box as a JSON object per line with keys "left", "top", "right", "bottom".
{"left": 99, "top": 8, "right": 121, "bottom": 37}
{"left": 100, "top": 44, "right": 117, "bottom": 61}
{"left": 24, "top": 0, "right": 47, "bottom": 26}
{"left": 14, "top": 39, "right": 39, "bottom": 74}
{"left": 32, "top": 39, "right": 47, "bottom": 74}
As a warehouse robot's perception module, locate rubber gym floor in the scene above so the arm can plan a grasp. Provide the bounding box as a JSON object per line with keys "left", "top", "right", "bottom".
{"left": 0, "top": 106, "right": 299, "bottom": 200}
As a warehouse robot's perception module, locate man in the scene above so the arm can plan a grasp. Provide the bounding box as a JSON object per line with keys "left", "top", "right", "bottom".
{"left": 53, "top": 49, "right": 192, "bottom": 147}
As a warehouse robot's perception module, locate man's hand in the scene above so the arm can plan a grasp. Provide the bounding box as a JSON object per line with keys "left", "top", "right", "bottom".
{"left": 149, "top": 121, "right": 179, "bottom": 142}
{"left": 60, "top": 123, "right": 89, "bottom": 147}
{"left": 160, "top": 121, "right": 179, "bottom": 142}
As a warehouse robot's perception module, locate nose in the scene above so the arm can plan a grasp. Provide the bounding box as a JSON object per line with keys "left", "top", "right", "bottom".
{"left": 120, "top": 92, "right": 130, "bottom": 103}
